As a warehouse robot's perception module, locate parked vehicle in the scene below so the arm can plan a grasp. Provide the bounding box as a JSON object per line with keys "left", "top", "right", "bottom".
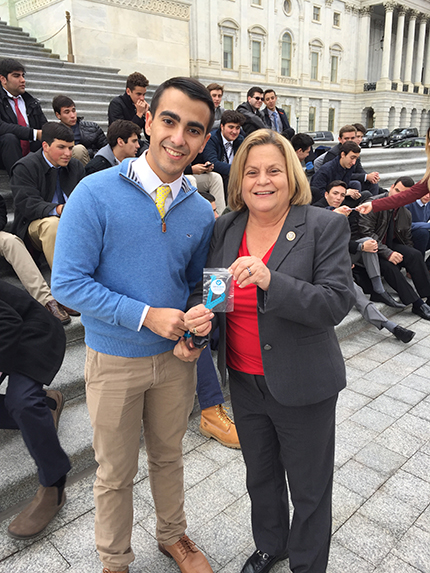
{"left": 388, "top": 127, "right": 419, "bottom": 144}
{"left": 387, "top": 137, "right": 426, "bottom": 148}
{"left": 306, "top": 131, "right": 334, "bottom": 141}
{"left": 361, "top": 128, "right": 389, "bottom": 148}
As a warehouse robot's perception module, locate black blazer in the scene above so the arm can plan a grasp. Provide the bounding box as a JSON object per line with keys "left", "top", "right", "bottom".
{"left": 0, "top": 281, "right": 66, "bottom": 386}
{"left": 188, "top": 206, "right": 355, "bottom": 407}
{"left": 0, "top": 87, "right": 47, "bottom": 150}
{"left": 108, "top": 92, "right": 146, "bottom": 130}
{"left": 10, "top": 148, "right": 85, "bottom": 240}
{"left": 262, "top": 107, "right": 295, "bottom": 139}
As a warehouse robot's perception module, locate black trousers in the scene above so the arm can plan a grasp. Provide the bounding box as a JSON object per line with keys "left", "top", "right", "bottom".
{"left": 229, "top": 368, "right": 337, "bottom": 573}
{"left": 0, "top": 372, "right": 71, "bottom": 486}
{"left": 0, "top": 133, "right": 24, "bottom": 175}
{"left": 379, "top": 243, "right": 430, "bottom": 305}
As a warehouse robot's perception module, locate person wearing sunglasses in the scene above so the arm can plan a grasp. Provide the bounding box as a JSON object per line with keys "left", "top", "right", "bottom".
{"left": 237, "top": 86, "right": 266, "bottom": 136}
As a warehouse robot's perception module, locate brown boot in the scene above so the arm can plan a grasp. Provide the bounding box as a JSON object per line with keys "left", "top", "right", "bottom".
{"left": 200, "top": 404, "right": 240, "bottom": 449}
{"left": 102, "top": 568, "right": 129, "bottom": 573}
{"left": 45, "top": 389, "right": 65, "bottom": 431}
{"left": 45, "top": 300, "right": 70, "bottom": 325}
{"left": 159, "top": 535, "right": 213, "bottom": 573}
{"left": 7, "top": 485, "right": 66, "bottom": 539}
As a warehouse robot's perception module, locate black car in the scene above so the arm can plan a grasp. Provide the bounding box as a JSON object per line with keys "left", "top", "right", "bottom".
{"left": 387, "top": 137, "right": 426, "bottom": 148}
{"left": 361, "top": 128, "right": 389, "bottom": 148}
{"left": 388, "top": 127, "right": 419, "bottom": 144}
{"left": 306, "top": 131, "right": 334, "bottom": 141}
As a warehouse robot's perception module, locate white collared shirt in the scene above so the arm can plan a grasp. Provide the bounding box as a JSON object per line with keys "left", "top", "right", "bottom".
{"left": 4, "top": 89, "right": 38, "bottom": 141}
{"left": 221, "top": 134, "right": 234, "bottom": 165}
{"left": 131, "top": 150, "right": 183, "bottom": 212}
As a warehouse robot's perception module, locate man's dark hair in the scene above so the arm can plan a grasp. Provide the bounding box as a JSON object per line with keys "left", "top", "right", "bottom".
{"left": 199, "top": 191, "right": 216, "bottom": 203}
{"left": 220, "top": 110, "right": 245, "bottom": 126}
{"left": 339, "top": 141, "right": 360, "bottom": 155}
{"left": 0, "top": 58, "right": 25, "bottom": 78}
{"left": 42, "top": 122, "right": 74, "bottom": 145}
{"left": 263, "top": 89, "right": 276, "bottom": 97}
{"left": 126, "top": 72, "right": 149, "bottom": 91}
{"left": 339, "top": 125, "right": 357, "bottom": 138}
{"left": 393, "top": 176, "right": 415, "bottom": 188}
{"left": 352, "top": 123, "right": 366, "bottom": 135}
{"left": 149, "top": 77, "right": 215, "bottom": 134}
{"left": 207, "top": 83, "right": 224, "bottom": 93}
{"left": 291, "top": 133, "right": 314, "bottom": 151}
{"left": 107, "top": 120, "right": 141, "bottom": 148}
{"left": 247, "top": 86, "right": 264, "bottom": 99}
{"left": 52, "top": 95, "right": 75, "bottom": 115}
{"left": 327, "top": 180, "right": 347, "bottom": 192}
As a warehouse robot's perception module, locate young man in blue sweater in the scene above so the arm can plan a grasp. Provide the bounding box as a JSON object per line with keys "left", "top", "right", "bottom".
{"left": 52, "top": 77, "right": 216, "bottom": 573}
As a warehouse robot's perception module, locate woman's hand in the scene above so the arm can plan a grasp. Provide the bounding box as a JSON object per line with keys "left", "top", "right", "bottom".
{"left": 183, "top": 303, "right": 214, "bottom": 337}
{"left": 173, "top": 337, "right": 203, "bottom": 362}
{"left": 229, "top": 256, "right": 271, "bottom": 291}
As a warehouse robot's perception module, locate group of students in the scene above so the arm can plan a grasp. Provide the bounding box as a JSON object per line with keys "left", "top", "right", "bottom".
{"left": 1, "top": 58, "right": 430, "bottom": 573}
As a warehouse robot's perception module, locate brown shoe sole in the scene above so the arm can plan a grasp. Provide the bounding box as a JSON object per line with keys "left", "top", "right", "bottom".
{"left": 199, "top": 426, "right": 241, "bottom": 449}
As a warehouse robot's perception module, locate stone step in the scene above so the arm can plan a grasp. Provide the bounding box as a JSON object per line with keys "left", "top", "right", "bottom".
{"left": 0, "top": 46, "right": 59, "bottom": 59}
{"left": 0, "top": 34, "right": 41, "bottom": 46}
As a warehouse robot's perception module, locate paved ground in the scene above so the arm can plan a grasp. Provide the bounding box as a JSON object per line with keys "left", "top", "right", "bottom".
{"left": 0, "top": 309, "right": 430, "bottom": 573}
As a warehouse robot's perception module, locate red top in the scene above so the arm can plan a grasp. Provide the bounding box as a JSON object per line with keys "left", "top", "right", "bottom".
{"left": 372, "top": 179, "right": 429, "bottom": 212}
{"left": 226, "top": 232, "right": 275, "bottom": 375}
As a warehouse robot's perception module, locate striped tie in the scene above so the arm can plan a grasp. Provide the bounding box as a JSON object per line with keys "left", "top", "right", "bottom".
{"left": 155, "top": 185, "right": 171, "bottom": 219}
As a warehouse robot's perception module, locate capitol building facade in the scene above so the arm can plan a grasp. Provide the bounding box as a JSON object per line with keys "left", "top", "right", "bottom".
{"left": 2, "top": 0, "right": 430, "bottom": 134}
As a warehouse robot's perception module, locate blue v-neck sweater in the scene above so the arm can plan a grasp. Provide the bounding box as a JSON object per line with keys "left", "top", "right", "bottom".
{"left": 52, "top": 159, "right": 214, "bottom": 357}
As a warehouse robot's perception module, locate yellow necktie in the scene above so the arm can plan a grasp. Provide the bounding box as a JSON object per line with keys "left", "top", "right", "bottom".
{"left": 155, "top": 185, "right": 171, "bottom": 219}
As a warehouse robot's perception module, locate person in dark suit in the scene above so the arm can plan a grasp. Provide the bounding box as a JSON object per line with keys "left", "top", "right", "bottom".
{"left": 0, "top": 280, "right": 70, "bottom": 539}
{"left": 10, "top": 122, "right": 84, "bottom": 269}
{"left": 0, "top": 58, "right": 47, "bottom": 175}
{"left": 262, "top": 89, "right": 295, "bottom": 140}
{"left": 202, "top": 110, "right": 245, "bottom": 199}
{"left": 178, "top": 129, "right": 355, "bottom": 573}
{"left": 236, "top": 86, "right": 266, "bottom": 136}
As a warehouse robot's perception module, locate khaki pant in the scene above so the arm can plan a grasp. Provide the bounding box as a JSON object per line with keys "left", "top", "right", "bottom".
{"left": 85, "top": 347, "right": 197, "bottom": 571}
{"left": 72, "top": 144, "right": 90, "bottom": 166}
{"left": 28, "top": 216, "right": 59, "bottom": 269}
{"left": 187, "top": 172, "right": 226, "bottom": 213}
{"left": 0, "top": 231, "right": 53, "bottom": 305}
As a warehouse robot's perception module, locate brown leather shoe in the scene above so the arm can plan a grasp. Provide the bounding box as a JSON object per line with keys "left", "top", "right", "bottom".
{"left": 45, "top": 389, "right": 65, "bottom": 431}
{"left": 45, "top": 300, "right": 70, "bottom": 325}
{"left": 7, "top": 485, "right": 66, "bottom": 539}
{"left": 159, "top": 535, "right": 213, "bottom": 572}
{"left": 102, "top": 568, "right": 129, "bottom": 573}
{"left": 60, "top": 304, "right": 81, "bottom": 317}
{"left": 200, "top": 404, "right": 240, "bottom": 449}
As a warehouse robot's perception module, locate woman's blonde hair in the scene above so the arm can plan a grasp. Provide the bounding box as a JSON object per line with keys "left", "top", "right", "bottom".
{"left": 422, "top": 127, "right": 430, "bottom": 193}
{"left": 227, "top": 129, "right": 312, "bottom": 211}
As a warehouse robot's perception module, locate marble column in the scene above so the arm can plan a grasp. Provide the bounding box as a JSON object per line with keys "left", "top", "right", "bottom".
{"left": 404, "top": 10, "right": 418, "bottom": 85}
{"left": 414, "top": 16, "right": 427, "bottom": 85}
{"left": 392, "top": 7, "right": 406, "bottom": 83}
{"left": 357, "top": 6, "right": 372, "bottom": 82}
{"left": 380, "top": 1, "right": 395, "bottom": 80}
{"left": 425, "top": 25, "right": 430, "bottom": 87}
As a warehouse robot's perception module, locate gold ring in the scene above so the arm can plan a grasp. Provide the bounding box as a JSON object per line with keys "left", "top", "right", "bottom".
{"left": 192, "top": 327, "right": 198, "bottom": 335}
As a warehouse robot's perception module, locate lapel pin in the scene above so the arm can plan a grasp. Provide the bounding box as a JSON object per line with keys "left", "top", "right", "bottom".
{"left": 286, "top": 231, "right": 296, "bottom": 241}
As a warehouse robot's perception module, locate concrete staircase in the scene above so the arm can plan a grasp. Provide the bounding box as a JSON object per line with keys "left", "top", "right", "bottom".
{"left": 360, "top": 146, "right": 427, "bottom": 189}
{"left": 0, "top": 19, "right": 156, "bottom": 130}
{"left": 0, "top": 19, "right": 426, "bottom": 517}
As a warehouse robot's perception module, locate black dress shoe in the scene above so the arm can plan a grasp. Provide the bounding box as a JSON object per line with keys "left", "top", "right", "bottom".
{"left": 393, "top": 325, "right": 416, "bottom": 343}
{"left": 370, "top": 291, "right": 405, "bottom": 308}
{"left": 412, "top": 302, "right": 430, "bottom": 321}
{"left": 240, "top": 549, "right": 288, "bottom": 573}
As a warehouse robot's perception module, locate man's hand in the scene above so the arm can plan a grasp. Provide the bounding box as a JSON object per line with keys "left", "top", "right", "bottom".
{"left": 36, "top": 129, "right": 42, "bottom": 141}
{"left": 346, "top": 188, "right": 361, "bottom": 200}
{"left": 356, "top": 202, "right": 373, "bottom": 215}
{"left": 388, "top": 252, "right": 403, "bottom": 265}
{"left": 135, "top": 99, "right": 149, "bottom": 118}
{"left": 173, "top": 337, "right": 203, "bottom": 362}
{"left": 191, "top": 163, "right": 213, "bottom": 175}
{"left": 143, "top": 307, "right": 187, "bottom": 340}
{"left": 333, "top": 206, "right": 351, "bottom": 217}
{"left": 366, "top": 172, "right": 380, "bottom": 184}
{"left": 56, "top": 204, "right": 64, "bottom": 216}
{"left": 362, "top": 239, "right": 378, "bottom": 253}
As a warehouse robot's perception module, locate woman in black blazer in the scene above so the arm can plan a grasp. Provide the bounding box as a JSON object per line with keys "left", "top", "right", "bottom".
{"left": 177, "top": 130, "right": 355, "bottom": 573}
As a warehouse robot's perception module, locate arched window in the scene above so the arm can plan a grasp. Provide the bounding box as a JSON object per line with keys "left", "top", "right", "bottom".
{"left": 281, "top": 33, "right": 292, "bottom": 77}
